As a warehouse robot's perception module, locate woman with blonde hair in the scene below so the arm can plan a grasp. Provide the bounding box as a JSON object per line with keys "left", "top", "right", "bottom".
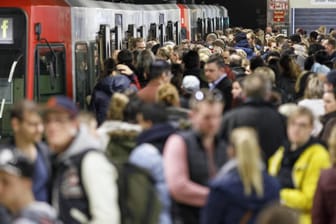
{"left": 298, "top": 74, "right": 325, "bottom": 136}
{"left": 202, "top": 127, "right": 280, "bottom": 224}
{"left": 155, "top": 83, "right": 189, "bottom": 128}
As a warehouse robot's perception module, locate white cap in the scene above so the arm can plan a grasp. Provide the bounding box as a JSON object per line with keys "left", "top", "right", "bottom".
{"left": 182, "top": 75, "right": 200, "bottom": 93}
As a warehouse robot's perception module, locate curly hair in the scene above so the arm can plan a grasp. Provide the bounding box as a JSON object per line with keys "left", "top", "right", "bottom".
{"left": 156, "top": 83, "right": 180, "bottom": 107}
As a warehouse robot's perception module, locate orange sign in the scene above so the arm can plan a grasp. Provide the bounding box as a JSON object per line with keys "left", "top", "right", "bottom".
{"left": 273, "top": 10, "right": 285, "bottom": 22}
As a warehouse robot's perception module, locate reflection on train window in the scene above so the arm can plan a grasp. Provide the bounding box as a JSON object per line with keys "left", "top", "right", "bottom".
{"left": 0, "top": 49, "right": 24, "bottom": 79}
{"left": 75, "top": 42, "right": 90, "bottom": 109}
{"left": 0, "top": 49, "right": 24, "bottom": 103}
{"left": 35, "top": 45, "right": 66, "bottom": 102}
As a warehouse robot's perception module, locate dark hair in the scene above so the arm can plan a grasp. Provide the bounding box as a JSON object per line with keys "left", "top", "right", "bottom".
{"left": 309, "top": 31, "right": 319, "bottom": 40}
{"left": 314, "top": 50, "right": 330, "bottom": 65}
{"left": 170, "top": 63, "right": 184, "bottom": 94}
{"left": 151, "top": 44, "right": 161, "bottom": 55}
{"left": 182, "top": 50, "right": 200, "bottom": 69}
{"left": 123, "top": 95, "right": 142, "bottom": 123}
{"left": 304, "top": 56, "right": 315, "bottom": 71}
{"left": 206, "top": 54, "right": 226, "bottom": 68}
{"left": 117, "top": 49, "right": 133, "bottom": 66}
{"left": 308, "top": 43, "right": 325, "bottom": 56}
{"left": 250, "top": 56, "right": 265, "bottom": 71}
{"left": 101, "top": 58, "right": 116, "bottom": 79}
{"left": 148, "top": 59, "right": 171, "bottom": 81}
{"left": 290, "top": 34, "right": 301, "bottom": 43}
{"left": 139, "top": 102, "right": 168, "bottom": 124}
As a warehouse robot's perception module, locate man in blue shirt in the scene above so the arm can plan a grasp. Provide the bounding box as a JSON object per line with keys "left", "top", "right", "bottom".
{"left": 3, "top": 100, "right": 51, "bottom": 202}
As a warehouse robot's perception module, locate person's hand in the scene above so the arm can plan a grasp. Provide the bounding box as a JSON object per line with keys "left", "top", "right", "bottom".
{"left": 116, "top": 64, "right": 133, "bottom": 76}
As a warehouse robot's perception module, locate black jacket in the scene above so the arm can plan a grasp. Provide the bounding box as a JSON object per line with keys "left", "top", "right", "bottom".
{"left": 220, "top": 98, "right": 286, "bottom": 163}
{"left": 212, "top": 76, "right": 232, "bottom": 112}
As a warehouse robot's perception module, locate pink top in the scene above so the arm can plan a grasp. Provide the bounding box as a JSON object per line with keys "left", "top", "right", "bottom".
{"left": 163, "top": 134, "right": 209, "bottom": 207}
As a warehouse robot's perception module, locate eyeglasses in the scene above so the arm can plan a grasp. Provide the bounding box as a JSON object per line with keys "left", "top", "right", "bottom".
{"left": 193, "top": 89, "right": 223, "bottom": 102}
{"left": 289, "top": 121, "right": 311, "bottom": 129}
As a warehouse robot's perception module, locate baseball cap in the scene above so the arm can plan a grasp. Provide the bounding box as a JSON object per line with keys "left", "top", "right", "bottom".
{"left": 43, "top": 96, "right": 79, "bottom": 118}
{"left": 0, "top": 148, "right": 34, "bottom": 178}
{"left": 182, "top": 75, "right": 200, "bottom": 93}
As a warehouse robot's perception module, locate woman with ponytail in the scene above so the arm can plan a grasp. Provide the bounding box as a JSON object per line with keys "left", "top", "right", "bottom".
{"left": 201, "top": 127, "right": 280, "bottom": 224}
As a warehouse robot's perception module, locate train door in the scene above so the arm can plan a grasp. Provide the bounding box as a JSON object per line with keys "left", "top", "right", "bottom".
{"left": 0, "top": 9, "right": 26, "bottom": 139}
{"left": 159, "top": 13, "right": 164, "bottom": 46}
{"left": 34, "top": 44, "right": 66, "bottom": 102}
{"left": 74, "top": 42, "right": 90, "bottom": 109}
{"left": 111, "top": 13, "right": 123, "bottom": 51}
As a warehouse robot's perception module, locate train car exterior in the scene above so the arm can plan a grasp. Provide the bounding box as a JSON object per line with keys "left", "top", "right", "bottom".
{"left": 0, "top": 0, "right": 228, "bottom": 139}
{"left": 0, "top": 0, "right": 72, "bottom": 138}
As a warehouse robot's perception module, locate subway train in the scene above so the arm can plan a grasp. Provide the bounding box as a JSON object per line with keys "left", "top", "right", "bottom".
{"left": 0, "top": 0, "right": 228, "bottom": 138}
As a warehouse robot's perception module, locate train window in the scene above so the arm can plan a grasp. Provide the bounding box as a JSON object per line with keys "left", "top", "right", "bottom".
{"left": 35, "top": 45, "right": 66, "bottom": 102}
{"left": 0, "top": 79, "right": 12, "bottom": 104}
{"left": 148, "top": 23, "right": 157, "bottom": 41}
{"left": 115, "top": 14, "right": 123, "bottom": 27}
{"left": 75, "top": 42, "right": 90, "bottom": 109}
{"left": 0, "top": 49, "right": 24, "bottom": 104}
{"left": 90, "top": 41, "right": 100, "bottom": 79}
{"left": 197, "top": 18, "right": 203, "bottom": 41}
{"left": 159, "top": 14, "right": 164, "bottom": 25}
{"left": 114, "top": 14, "right": 123, "bottom": 50}
{"left": 166, "top": 21, "right": 173, "bottom": 41}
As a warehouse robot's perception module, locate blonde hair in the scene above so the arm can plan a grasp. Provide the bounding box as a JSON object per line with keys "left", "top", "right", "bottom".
{"left": 107, "top": 93, "right": 130, "bottom": 121}
{"left": 230, "top": 127, "right": 264, "bottom": 197}
{"left": 328, "top": 126, "right": 336, "bottom": 165}
{"left": 156, "top": 47, "right": 170, "bottom": 60}
{"left": 156, "top": 83, "right": 180, "bottom": 107}
{"left": 304, "top": 74, "right": 324, "bottom": 99}
{"left": 287, "top": 106, "right": 314, "bottom": 127}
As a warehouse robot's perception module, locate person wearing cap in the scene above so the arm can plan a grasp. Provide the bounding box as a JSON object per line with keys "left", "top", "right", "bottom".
{"left": 204, "top": 54, "right": 233, "bottom": 112}
{"left": 180, "top": 75, "right": 200, "bottom": 109}
{"left": 43, "top": 96, "right": 120, "bottom": 224}
{"left": 1, "top": 99, "right": 51, "bottom": 203}
{"left": 0, "top": 148, "right": 60, "bottom": 223}
{"left": 163, "top": 89, "right": 227, "bottom": 224}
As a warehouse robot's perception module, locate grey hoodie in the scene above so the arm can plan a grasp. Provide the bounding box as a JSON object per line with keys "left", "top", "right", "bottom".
{"left": 13, "top": 201, "right": 61, "bottom": 224}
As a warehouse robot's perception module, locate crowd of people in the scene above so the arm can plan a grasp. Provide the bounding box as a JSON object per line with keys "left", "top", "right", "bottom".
{"left": 1, "top": 25, "right": 336, "bottom": 224}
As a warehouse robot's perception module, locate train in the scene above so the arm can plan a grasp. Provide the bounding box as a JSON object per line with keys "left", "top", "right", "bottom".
{"left": 0, "top": 0, "right": 229, "bottom": 138}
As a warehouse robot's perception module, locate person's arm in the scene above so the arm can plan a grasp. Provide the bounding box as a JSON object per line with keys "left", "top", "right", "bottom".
{"left": 312, "top": 172, "right": 328, "bottom": 224}
{"left": 280, "top": 147, "right": 330, "bottom": 211}
{"left": 163, "top": 134, "right": 209, "bottom": 206}
{"left": 200, "top": 187, "right": 227, "bottom": 224}
{"left": 81, "top": 151, "right": 120, "bottom": 224}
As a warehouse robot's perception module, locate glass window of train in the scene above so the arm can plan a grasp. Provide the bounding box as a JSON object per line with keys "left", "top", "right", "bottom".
{"left": 75, "top": 42, "right": 90, "bottom": 109}
{"left": 89, "top": 42, "right": 100, "bottom": 79}
{"left": 159, "top": 14, "right": 164, "bottom": 25}
{"left": 35, "top": 45, "right": 66, "bottom": 102}
{"left": 115, "top": 14, "right": 123, "bottom": 27}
